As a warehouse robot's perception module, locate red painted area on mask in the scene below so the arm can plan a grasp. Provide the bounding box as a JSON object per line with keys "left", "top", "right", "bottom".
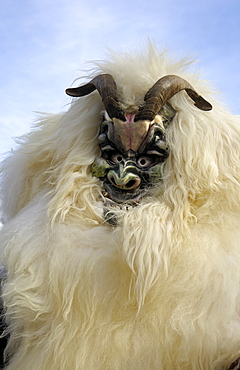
{"left": 124, "top": 113, "right": 136, "bottom": 123}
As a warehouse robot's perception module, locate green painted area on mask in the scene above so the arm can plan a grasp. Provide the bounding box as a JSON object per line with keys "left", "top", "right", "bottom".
{"left": 91, "top": 157, "right": 111, "bottom": 178}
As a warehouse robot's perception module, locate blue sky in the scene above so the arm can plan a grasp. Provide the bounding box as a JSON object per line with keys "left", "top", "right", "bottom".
{"left": 0, "top": 0, "right": 240, "bottom": 158}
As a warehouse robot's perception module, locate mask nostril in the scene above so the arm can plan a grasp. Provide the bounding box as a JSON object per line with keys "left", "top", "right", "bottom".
{"left": 125, "top": 179, "right": 137, "bottom": 189}
{"left": 109, "top": 175, "right": 117, "bottom": 186}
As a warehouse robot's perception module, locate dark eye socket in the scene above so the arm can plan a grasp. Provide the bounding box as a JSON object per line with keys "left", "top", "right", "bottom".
{"left": 109, "top": 153, "right": 124, "bottom": 164}
{"left": 137, "top": 156, "right": 155, "bottom": 168}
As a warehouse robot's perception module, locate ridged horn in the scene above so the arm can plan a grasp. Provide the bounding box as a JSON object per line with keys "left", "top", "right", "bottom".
{"left": 66, "top": 74, "right": 125, "bottom": 121}
{"left": 134, "top": 74, "right": 212, "bottom": 122}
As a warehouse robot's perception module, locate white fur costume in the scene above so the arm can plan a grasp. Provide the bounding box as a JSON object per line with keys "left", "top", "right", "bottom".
{"left": 0, "top": 43, "right": 240, "bottom": 369}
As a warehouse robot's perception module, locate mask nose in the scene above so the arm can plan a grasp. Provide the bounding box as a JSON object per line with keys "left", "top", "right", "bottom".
{"left": 107, "top": 167, "right": 141, "bottom": 190}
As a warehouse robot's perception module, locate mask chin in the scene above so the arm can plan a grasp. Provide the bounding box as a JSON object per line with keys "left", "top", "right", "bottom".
{"left": 101, "top": 184, "right": 145, "bottom": 226}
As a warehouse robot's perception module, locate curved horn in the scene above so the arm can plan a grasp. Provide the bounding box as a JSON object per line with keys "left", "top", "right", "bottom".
{"left": 66, "top": 74, "right": 125, "bottom": 121}
{"left": 134, "top": 74, "right": 212, "bottom": 122}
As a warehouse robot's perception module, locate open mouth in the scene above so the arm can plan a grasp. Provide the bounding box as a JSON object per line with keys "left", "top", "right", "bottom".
{"left": 103, "top": 183, "right": 145, "bottom": 205}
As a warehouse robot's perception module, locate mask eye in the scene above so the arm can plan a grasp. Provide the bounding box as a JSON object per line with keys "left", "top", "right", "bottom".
{"left": 110, "top": 153, "right": 124, "bottom": 164}
{"left": 137, "top": 156, "right": 155, "bottom": 168}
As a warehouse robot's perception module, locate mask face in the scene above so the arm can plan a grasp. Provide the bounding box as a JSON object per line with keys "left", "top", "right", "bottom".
{"left": 92, "top": 117, "right": 170, "bottom": 205}
{"left": 66, "top": 73, "right": 211, "bottom": 206}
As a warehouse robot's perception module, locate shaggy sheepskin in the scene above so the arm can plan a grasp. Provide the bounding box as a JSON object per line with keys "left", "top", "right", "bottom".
{"left": 0, "top": 43, "right": 240, "bottom": 369}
